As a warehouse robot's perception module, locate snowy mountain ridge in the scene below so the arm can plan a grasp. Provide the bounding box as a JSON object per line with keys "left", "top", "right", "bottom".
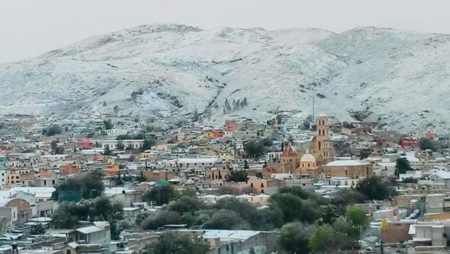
{"left": 0, "top": 24, "right": 449, "bottom": 132}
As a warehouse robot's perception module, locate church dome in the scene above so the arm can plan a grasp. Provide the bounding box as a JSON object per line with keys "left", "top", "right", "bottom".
{"left": 300, "top": 152, "right": 316, "bottom": 162}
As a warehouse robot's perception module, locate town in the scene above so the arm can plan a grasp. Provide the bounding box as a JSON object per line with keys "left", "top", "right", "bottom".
{"left": 0, "top": 112, "right": 446, "bottom": 254}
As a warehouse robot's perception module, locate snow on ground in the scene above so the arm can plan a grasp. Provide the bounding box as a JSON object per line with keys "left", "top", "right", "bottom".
{"left": 0, "top": 24, "right": 449, "bottom": 132}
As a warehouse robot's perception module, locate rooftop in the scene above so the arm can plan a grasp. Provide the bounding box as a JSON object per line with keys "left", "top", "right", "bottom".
{"left": 325, "top": 160, "right": 369, "bottom": 167}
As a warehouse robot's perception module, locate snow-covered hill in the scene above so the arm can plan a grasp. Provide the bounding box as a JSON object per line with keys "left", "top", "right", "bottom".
{"left": 0, "top": 24, "right": 449, "bottom": 132}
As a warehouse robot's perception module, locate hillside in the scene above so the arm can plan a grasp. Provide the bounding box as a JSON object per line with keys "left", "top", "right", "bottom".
{"left": 0, "top": 24, "right": 449, "bottom": 132}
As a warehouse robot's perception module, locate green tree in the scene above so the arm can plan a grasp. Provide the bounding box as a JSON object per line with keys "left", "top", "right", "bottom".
{"left": 141, "top": 211, "right": 181, "bottom": 230}
{"left": 331, "top": 189, "right": 367, "bottom": 207}
{"left": 142, "top": 138, "right": 155, "bottom": 151}
{"left": 103, "top": 147, "right": 112, "bottom": 155}
{"left": 395, "top": 157, "right": 412, "bottom": 176}
{"left": 42, "top": 124, "right": 62, "bottom": 136}
{"left": 243, "top": 141, "right": 264, "bottom": 158}
{"left": 243, "top": 160, "right": 249, "bottom": 169}
{"left": 356, "top": 176, "right": 394, "bottom": 200}
{"left": 52, "top": 202, "right": 80, "bottom": 229}
{"left": 402, "top": 177, "right": 418, "bottom": 184}
{"left": 309, "top": 224, "right": 351, "bottom": 253}
{"left": 345, "top": 205, "right": 369, "bottom": 239}
{"left": 204, "top": 209, "right": 249, "bottom": 230}
{"left": 141, "top": 231, "right": 209, "bottom": 254}
{"left": 143, "top": 185, "right": 176, "bottom": 206}
{"left": 280, "top": 222, "right": 315, "bottom": 254}
{"left": 226, "top": 170, "right": 248, "bottom": 182}
{"left": 55, "top": 170, "right": 104, "bottom": 200}
{"left": 269, "top": 193, "right": 304, "bottom": 223}
{"left": 30, "top": 223, "right": 46, "bottom": 235}
{"left": 103, "top": 119, "right": 113, "bottom": 130}
{"left": 116, "top": 141, "right": 125, "bottom": 150}
{"left": 169, "top": 196, "right": 205, "bottom": 214}
{"left": 418, "top": 138, "right": 436, "bottom": 151}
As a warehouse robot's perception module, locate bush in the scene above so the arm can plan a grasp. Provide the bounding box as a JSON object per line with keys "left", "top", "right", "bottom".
{"left": 141, "top": 211, "right": 181, "bottom": 230}
{"left": 42, "top": 125, "right": 62, "bottom": 136}
{"left": 280, "top": 222, "right": 315, "bottom": 254}
{"left": 419, "top": 138, "right": 436, "bottom": 151}
{"left": 141, "top": 231, "right": 209, "bottom": 254}
{"left": 143, "top": 185, "right": 176, "bottom": 206}
{"left": 402, "top": 177, "right": 418, "bottom": 184}
{"left": 226, "top": 170, "right": 248, "bottom": 182}
{"left": 356, "top": 176, "right": 395, "bottom": 200}
{"left": 395, "top": 157, "right": 412, "bottom": 176}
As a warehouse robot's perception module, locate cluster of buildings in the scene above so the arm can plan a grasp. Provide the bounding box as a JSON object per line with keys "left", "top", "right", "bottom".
{"left": 0, "top": 112, "right": 449, "bottom": 253}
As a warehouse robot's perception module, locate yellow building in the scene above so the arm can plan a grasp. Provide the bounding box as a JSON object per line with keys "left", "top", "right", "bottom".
{"left": 310, "top": 114, "right": 335, "bottom": 164}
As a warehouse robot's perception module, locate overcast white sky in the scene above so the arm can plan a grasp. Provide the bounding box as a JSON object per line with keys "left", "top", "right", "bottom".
{"left": 1, "top": 0, "right": 450, "bottom": 63}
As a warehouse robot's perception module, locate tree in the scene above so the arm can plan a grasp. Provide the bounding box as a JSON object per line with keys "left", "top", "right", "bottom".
{"left": 269, "top": 193, "right": 304, "bottom": 223}
{"left": 226, "top": 170, "right": 248, "bottom": 182}
{"left": 52, "top": 197, "right": 123, "bottom": 239}
{"left": 356, "top": 176, "right": 394, "bottom": 200}
{"left": 52, "top": 202, "right": 80, "bottom": 229}
{"left": 331, "top": 189, "right": 367, "bottom": 207}
{"left": 143, "top": 185, "right": 176, "bottom": 206}
{"left": 103, "top": 119, "right": 113, "bottom": 130}
{"left": 243, "top": 141, "right": 264, "bottom": 158}
{"left": 346, "top": 205, "right": 369, "bottom": 238}
{"left": 103, "top": 147, "right": 112, "bottom": 155}
{"left": 192, "top": 109, "right": 199, "bottom": 122}
{"left": 224, "top": 98, "right": 232, "bottom": 112}
{"left": 142, "top": 138, "right": 156, "bottom": 151}
{"left": 141, "top": 211, "right": 181, "bottom": 230}
{"left": 54, "top": 170, "right": 104, "bottom": 200}
{"left": 395, "top": 157, "right": 412, "bottom": 176}
{"left": 280, "top": 222, "right": 315, "bottom": 254}
{"left": 204, "top": 209, "right": 249, "bottom": 230}
{"left": 141, "top": 231, "right": 209, "bottom": 254}
{"left": 403, "top": 177, "right": 418, "bottom": 184}
{"left": 243, "top": 160, "right": 249, "bottom": 169}
{"left": 419, "top": 138, "right": 436, "bottom": 151}
{"left": 114, "top": 141, "right": 123, "bottom": 151}
{"left": 169, "top": 196, "right": 205, "bottom": 214}
{"left": 30, "top": 223, "right": 46, "bottom": 235}
{"left": 42, "top": 124, "right": 62, "bottom": 136}
{"left": 51, "top": 140, "right": 58, "bottom": 151}
{"left": 309, "top": 224, "right": 351, "bottom": 253}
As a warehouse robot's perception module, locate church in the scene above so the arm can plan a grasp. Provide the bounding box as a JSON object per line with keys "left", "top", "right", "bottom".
{"left": 266, "top": 114, "right": 373, "bottom": 180}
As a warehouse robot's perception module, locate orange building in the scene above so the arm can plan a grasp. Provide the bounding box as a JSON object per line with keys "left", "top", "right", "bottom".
{"left": 248, "top": 177, "right": 285, "bottom": 194}
{"left": 205, "top": 168, "right": 229, "bottom": 180}
{"left": 5, "top": 169, "right": 35, "bottom": 185}
{"left": 279, "top": 142, "right": 300, "bottom": 173}
{"left": 142, "top": 170, "right": 175, "bottom": 181}
{"left": 104, "top": 164, "right": 119, "bottom": 176}
{"left": 59, "top": 163, "right": 81, "bottom": 175}
{"left": 206, "top": 130, "right": 225, "bottom": 138}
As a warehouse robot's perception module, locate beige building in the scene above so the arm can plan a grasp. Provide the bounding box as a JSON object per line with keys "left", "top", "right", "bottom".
{"left": 322, "top": 160, "right": 373, "bottom": 178}
{"left": 309, "top": 115, "right": 335, "bottom": 164}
